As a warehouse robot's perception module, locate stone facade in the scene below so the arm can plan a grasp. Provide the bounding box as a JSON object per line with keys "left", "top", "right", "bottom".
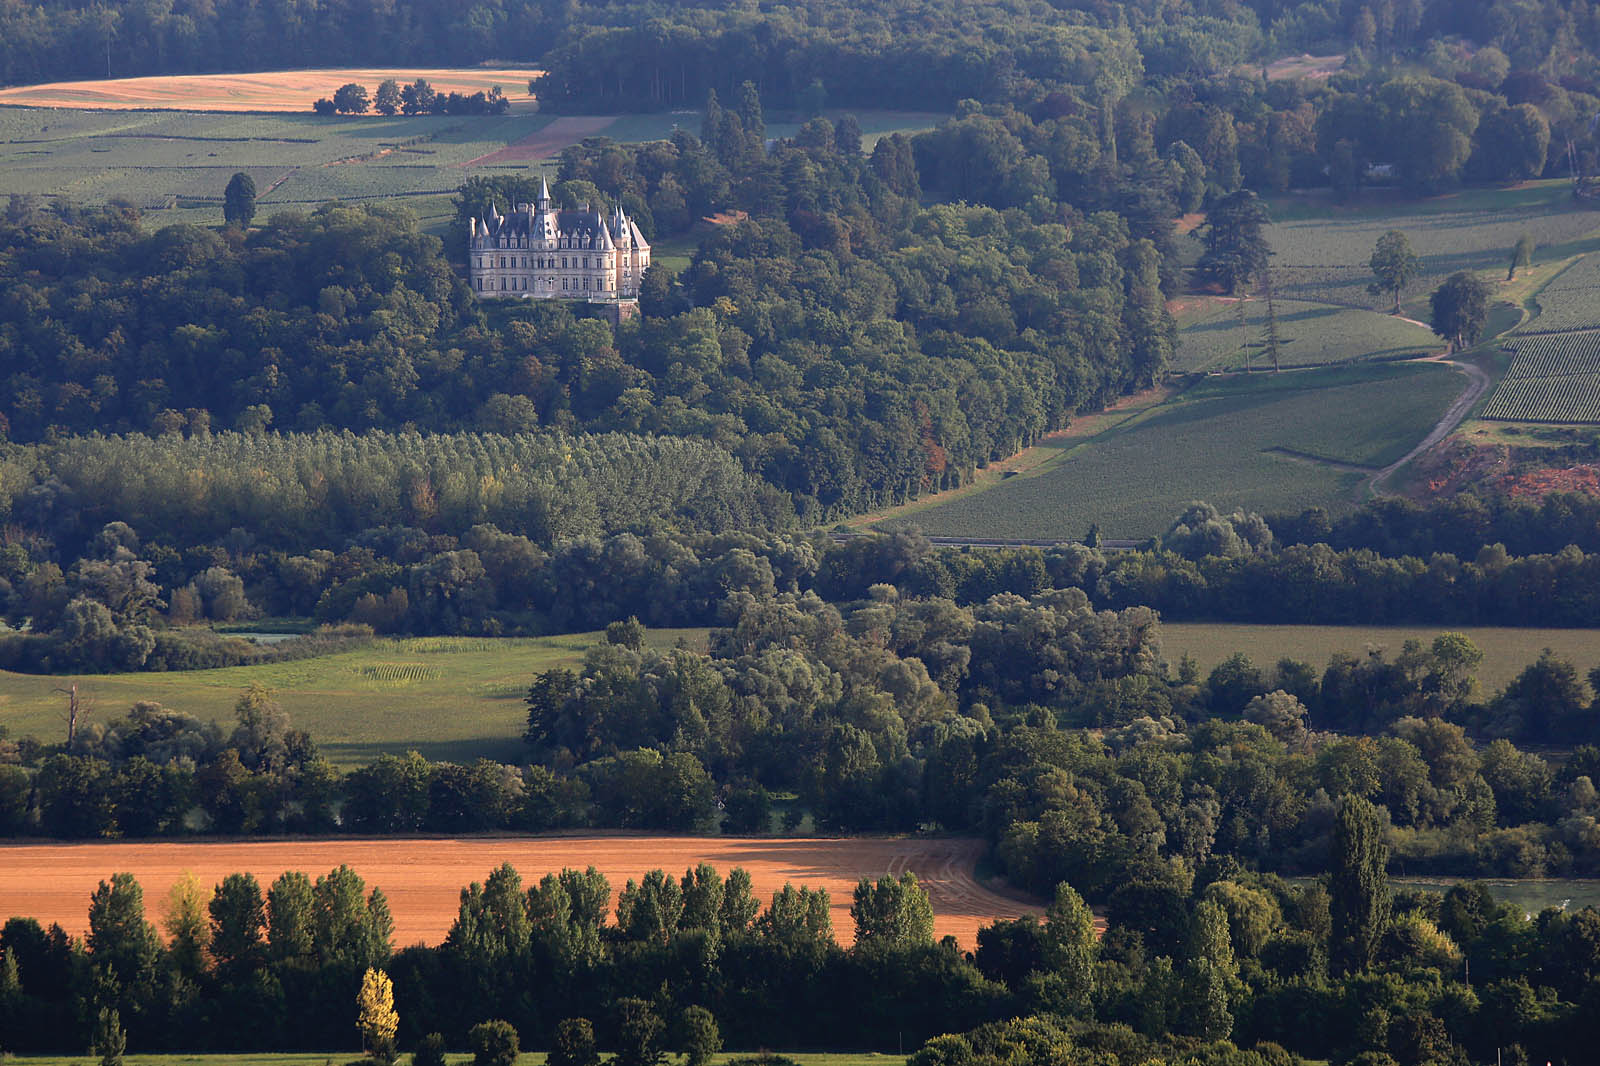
{"left": 467, "top": 178, "right": 650, "bottom": 302}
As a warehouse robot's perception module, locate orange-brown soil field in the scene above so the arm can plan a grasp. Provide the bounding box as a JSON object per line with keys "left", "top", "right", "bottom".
{"left": 0, "top": 68, "right": 538, "bottom": 111}
{"left": 0, "top": 836, "right": 1039, "bottom": 948}
{"left": 463, "top": 115, "right": 617, "bottom": 166}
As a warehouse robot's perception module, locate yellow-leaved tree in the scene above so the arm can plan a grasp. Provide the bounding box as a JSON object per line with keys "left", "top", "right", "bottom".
{"left": 356, "top": 966, "right": 399, "bottom": 1062}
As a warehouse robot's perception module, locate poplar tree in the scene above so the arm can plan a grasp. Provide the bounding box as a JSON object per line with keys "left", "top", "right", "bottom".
{"left": 356, "top": 967, "right": 398, "bottom": 1062}
{"left": 1331, "top": 794, "right": 1391, "bottom": 974}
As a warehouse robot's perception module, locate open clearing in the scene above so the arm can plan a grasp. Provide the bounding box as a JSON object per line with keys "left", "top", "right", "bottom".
{"left": 1161, "top": 623, "right": 1600, "bottom": 694}
{"left": 894, "top": 363, "right": 1463, "bottom": 541}
{"left": 0, "top": 835, "right": 1037, "bottom": 950}
{"left": 0, "top": 630, "right": 708, "bottom": 767}
{"left": 0, "top": 69, "right": 539, "bottom": 112}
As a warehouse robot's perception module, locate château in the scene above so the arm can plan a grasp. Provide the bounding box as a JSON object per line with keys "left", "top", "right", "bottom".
{"left": 467, "top": 177, "right": 650, "bottom": 303}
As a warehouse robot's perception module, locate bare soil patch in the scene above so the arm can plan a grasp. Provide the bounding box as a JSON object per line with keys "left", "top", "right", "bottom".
{"left": 0, "top": 68, "right": 539, "bottom": 112}
{"left": 463, "top": 115, "right": 616, "bottom": 166}
{"left": 0, "top": 835, "right": 1037, "bottom": 948}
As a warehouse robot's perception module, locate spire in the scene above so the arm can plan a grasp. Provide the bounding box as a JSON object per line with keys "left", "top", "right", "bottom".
{"left": 538, "top": 173, "right": 550, "bottom": 210}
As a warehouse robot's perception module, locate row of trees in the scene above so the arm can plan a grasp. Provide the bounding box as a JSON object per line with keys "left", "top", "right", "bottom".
{"left": 312, "top": 79, "right": 511, "bottom": 116}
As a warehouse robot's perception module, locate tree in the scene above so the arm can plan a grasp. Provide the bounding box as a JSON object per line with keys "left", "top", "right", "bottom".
{"left": 1508, "top": 234, "right": 1536, "bottom": 281}
{"left": 374, "top": 79, "right": 401, "bottom": 116}
{"left": 1429, "top": 272, "right": 1491, "bottom": 352}
{"left": 162, "top": 871, "right": 210, "bottom": 980}
{"left": 93, "top": 1006, "right": 126, "bottom": 1066}
{"left": 414, "top": 1034, "right": 448, "bottom": 1066}
{"left": 614, "top": 998, "right": 666, "bottom": 1066}
{"left": 1196, "top": 190, "right": 1270, "bottom": 295}
{"left": 356, "top": 967, "right": 399, "bottom": 1063}
{"left": 401, "top": 80, "right": 438, "bottom": 116}
{"left": 1040, "top": 882, "right": 1097, "bottom": 1014}
{"left": 223, "top": 172, "right": 257, "bottom": 228}
{"left": 549, "top": 1018, "right": 600, "bottom": 1066}
{"left": 209, "top": 872, "right": 266, "bottom": 975}
{"left": 1331, "top": 794, "right": 1390, "bottom": 974}
{"left": 469, "top": 1020, "right": 519, "bottom": 1066}
{"left": 1368, "top": 230, "right": 1420, "bottom": 313}
{"left": 676, "top": 1006, "right": 721, "bottom": 1066}
{"left": 333, "top": 83, "right": 371, "bottom": 115}
{"left": 850, "top": 871, "right": 934, "bottom": 949}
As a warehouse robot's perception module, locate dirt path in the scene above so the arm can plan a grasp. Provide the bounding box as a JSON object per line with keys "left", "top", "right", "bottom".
{"left": 462, "top": 115, "right": 616, "bottom": 167}
{"left": 1368, "top": 353, "right": 1491, "bottom": 494}
{"left": 0, "top": 835, "right": 1038, "bottom": 949}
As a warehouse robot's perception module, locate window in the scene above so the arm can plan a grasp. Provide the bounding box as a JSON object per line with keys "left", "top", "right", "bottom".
{"left": 562, "top": 279, "right": 568, "bottom": 290}
{"left": 583, "top": 277, "right": 590, "bottom": 290}
{"left": 561, "top": 256, "right": 568, "bottom": 268}
{"left": 474, "top": 257, "right": 482, "bottom": 269}
{"left": 476, "top": 278, "right": 483, "bottom": 291}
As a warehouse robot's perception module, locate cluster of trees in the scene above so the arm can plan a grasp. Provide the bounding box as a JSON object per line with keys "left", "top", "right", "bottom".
{"left": 312, "top": 79, "right": 511, "bottom": 116}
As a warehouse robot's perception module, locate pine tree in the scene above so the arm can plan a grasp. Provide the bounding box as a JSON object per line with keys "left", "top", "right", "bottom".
{"left": 1331, "top": 794, "right": 1391, "bottom": 974}
{"left": 93, "top": 1006, "right": 126, "bottom": 1066}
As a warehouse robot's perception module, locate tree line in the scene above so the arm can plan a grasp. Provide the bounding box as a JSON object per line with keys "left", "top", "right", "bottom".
{"left": 5, "top": 839, "right": 1600, "bottom": 1065}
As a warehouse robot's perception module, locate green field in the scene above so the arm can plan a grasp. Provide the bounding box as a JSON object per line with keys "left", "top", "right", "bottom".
{"left": 1483, "top": 331, "right": 1600, "bottom": 423}
{"left": 895, "top": 362, "right": 1464, "bottom": 540}
{"left": 0, "top": 630, "right": 707, "bottom": 766}
{"left": 1161, "top": 622, "right": 1600, "bottom": 694}
{"left": 1174, "top": 298, "right": 1438, "bottom": 372}
{"left": 1263, "top": 181, "right": 1600, "bottom": 312}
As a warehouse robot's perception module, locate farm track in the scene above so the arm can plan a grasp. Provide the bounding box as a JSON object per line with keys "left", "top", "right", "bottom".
{"left": 1368, "top": 354, "right": 1490, "bottom": 494}
{"left": 0, "top": 835, "right": 1040, "bottom": 949}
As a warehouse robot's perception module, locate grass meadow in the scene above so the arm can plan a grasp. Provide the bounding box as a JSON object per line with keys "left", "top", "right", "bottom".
{"left": 1160, "top": 622, "right": 1600, "bottom": 695}
{"left": 0, "top": 629, "right": 708, "bottom": 767}
{"left": 897, "top": 362, "right": 1463, "bottom": 541}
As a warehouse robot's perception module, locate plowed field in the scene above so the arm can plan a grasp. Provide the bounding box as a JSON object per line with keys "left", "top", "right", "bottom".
{"left": 0, "top": 68, "right": 537, "bottom": 112}
{"left": 0, "top": 835, "right": 1038, "bottom": 948}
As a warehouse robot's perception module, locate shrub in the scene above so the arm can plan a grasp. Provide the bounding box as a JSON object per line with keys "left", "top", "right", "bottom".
{"left": 469, "top": 1019, "right": 519, "bottom": 1066}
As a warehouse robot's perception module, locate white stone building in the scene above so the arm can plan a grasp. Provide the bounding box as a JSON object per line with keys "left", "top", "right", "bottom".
{"left": 467, "top": 178, "right": 650, "bottom": 301}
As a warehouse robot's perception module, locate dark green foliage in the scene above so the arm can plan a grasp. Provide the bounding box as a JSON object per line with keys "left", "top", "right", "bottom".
{"left": 1330, "top": 795, "right": 1390, "bottom": 975}
{"left": 1196, "top": 190, "right": 1270, "bottom": 295}
{"left": 468, "top": 1019, "right": 519, "bottom": 1066}
{"left": 549, "top": 1018, "right": 599, "bottom": 1066}
{"left": 223, "top": 172, "right": 256, "bottom": 228}
{"left": 412, "top": 1033, "right": 447, "bottom": 1066}
{"left": 93, "top": 1006, "right": 126, "bottom": 1066}
{"left": 1429, "top": 272, "right": 1492, "bottom": 352}
{"left": 676, "top": 1006, "right": 721, "bottom": 1066}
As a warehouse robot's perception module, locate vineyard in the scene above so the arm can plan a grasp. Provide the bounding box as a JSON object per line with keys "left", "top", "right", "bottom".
{"left": 1483, "top": 331, "right": 1600, "bottom": 423}
{"left": 1519, "top": 253, "right": 1600, "bottom": 334}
